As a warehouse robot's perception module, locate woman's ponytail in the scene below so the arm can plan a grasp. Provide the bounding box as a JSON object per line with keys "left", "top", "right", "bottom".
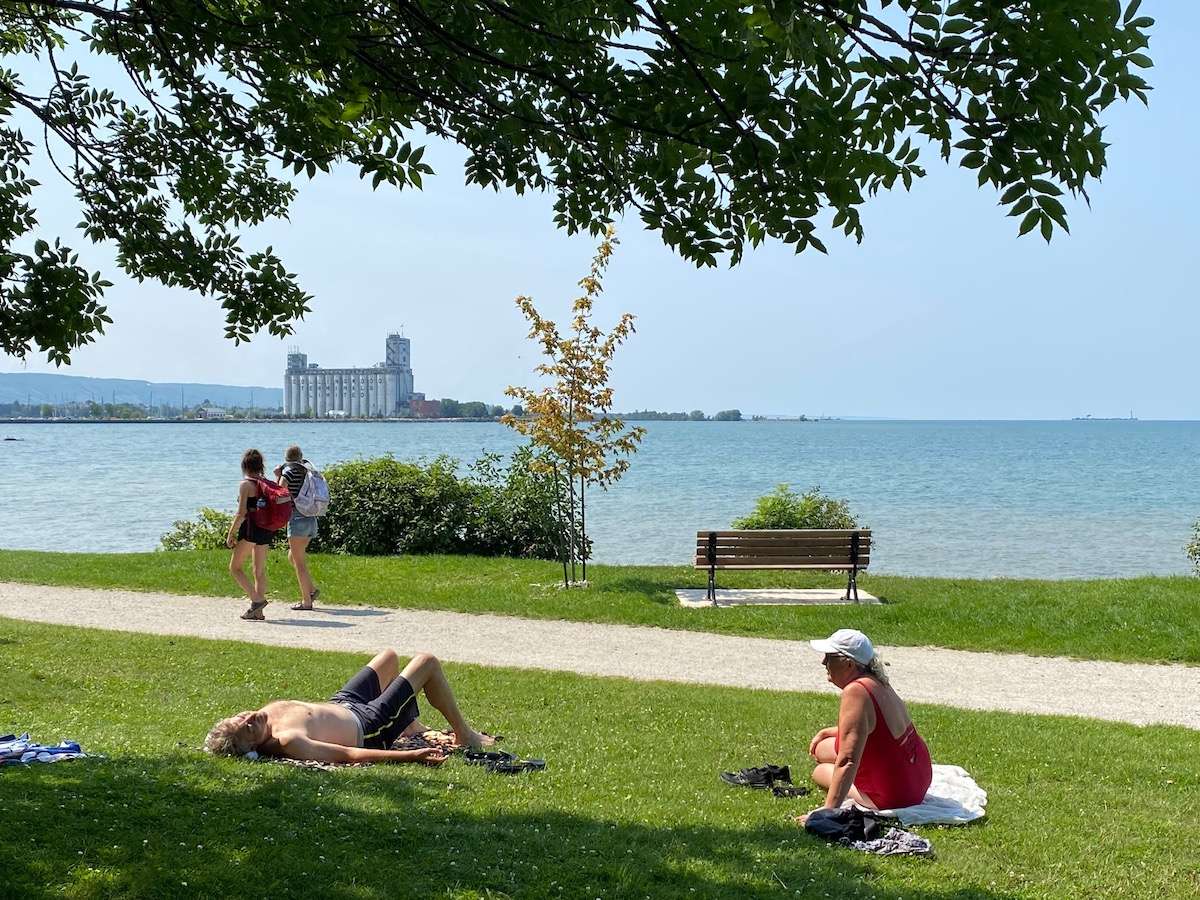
{"left": 865, "top": 653, "right": 890, "bottom": 686}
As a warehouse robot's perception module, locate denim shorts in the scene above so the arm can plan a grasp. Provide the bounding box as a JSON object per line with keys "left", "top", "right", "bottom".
{"left": 287, "top": 511, "right": 319, "bottom": 539}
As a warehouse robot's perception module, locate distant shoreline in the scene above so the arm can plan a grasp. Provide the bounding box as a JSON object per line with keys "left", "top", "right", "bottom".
{"left": 0, "top": 416, "right": 1192, "bottom": 426}
{"left": 0, "top": 416, "right": 503, "bottom": 425}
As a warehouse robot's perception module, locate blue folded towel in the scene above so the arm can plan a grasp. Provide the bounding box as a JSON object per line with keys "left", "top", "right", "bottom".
{"left": 0, "top": 733, "right": 89, "bottom": 765}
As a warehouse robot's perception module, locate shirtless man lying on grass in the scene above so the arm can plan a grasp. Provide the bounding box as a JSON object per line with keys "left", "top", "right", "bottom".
{"left": 204, "top": 650, "right": 496, "bottom": 765}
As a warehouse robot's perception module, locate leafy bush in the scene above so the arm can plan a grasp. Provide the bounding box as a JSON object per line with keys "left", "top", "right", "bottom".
{"left": 1187, "top": 520, "right": 1200, "bottom": 576}
{"left": 731, "top": 485, "right": 860, "bottom": 530}
{"left": 160, "top": 448, "right": 573, "bottom": 559}
{"left": 159, "top": 507, "right": 234, "bottom": 551}
{"left": 314, "top": 447, "right": 568, "bottom": 558}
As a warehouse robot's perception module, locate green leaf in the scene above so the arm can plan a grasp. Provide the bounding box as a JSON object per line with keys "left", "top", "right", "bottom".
{"left": 1038, "top": 196, "right": 1070, "bottom": 231}
{"left": 1000, "top": 184, "right": 1025, "bottom": 205}
{"left": 1018, "top": 209, "right": 1040, "bottom": 236}
{"left": 943, "top": 19, "right": 973, "bottom": 34}
{"left": 1008, "top": 196, "right": 1034, "bottom": 217}
{"left": 1123, "top": 0, "right": 1142, "bottom": 24}
{"left": 1040, "top": 215, "right": 1053, "bottom": 242}
{"left": 1030, "top": 179, "right": 1064, "bottom": 196}
{"left": 1125, "top": 53, "right": 1153, "bottom": 69}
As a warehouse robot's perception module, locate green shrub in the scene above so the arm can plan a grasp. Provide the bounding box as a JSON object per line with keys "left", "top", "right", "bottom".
{"left": 731, "top": 484, "right": 860, "bottom": 530}
{"left": 466, "top": 447, "right": 576, "bottom": 560}
{"left": 159, "top": 507, "right": 234, "bottom": 551}
{"left": 313, "top": 448, "right": 567, "bottom": 558}
{"left": 1187, "top": 520, "right": 1200, "bottom": 576}
{"left": 160, "top": 449, "right": 571, "bottom": 559}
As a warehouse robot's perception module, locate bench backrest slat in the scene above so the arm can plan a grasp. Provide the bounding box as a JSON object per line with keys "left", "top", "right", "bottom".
{"left": 694, "top": 529, "right": 871, "bottom": 571}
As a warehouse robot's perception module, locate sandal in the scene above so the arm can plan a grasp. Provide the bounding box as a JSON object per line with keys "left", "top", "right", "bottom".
{"left": 464, "top": 749, "right": 515, "bottom": 766}
{"left": 290, "top": 586, "right": 320, "bottom": 611}
{"left": 240, "top": 600, "right": 268, "bottom": 621}
{"left": 464, "top": 749, "right": 545, "bottom": 774}
{"left": 488, "top": 758, "right": 546, "bottom": 775}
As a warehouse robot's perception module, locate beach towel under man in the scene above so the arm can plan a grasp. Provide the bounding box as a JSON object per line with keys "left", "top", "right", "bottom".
{"left": 694, "top": 529, "right": 872, "bottom": 604}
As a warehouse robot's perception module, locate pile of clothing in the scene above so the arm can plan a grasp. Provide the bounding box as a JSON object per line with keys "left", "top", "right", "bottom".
{"left": 803, "top": 806, "right": 933, "bottom": 857}
{"left": 1, "top": 733, "right": 90, "bottom": 766}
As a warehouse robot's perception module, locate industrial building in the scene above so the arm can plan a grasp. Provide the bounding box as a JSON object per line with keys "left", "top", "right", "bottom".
{"left": 283, "top": 334, "right": 423, "bottom": 418}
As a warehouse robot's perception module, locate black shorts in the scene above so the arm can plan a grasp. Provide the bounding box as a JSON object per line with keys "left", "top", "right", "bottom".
{"left": 330, "top": 665, "right": 420, "bottom": 750}
{"left": 237, "top": 519, "right": 274, "bottom": 546}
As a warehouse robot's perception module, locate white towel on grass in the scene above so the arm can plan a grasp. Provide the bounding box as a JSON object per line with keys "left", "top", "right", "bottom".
{"left": 863, "top": 764, "right": 987, "bottom": 826}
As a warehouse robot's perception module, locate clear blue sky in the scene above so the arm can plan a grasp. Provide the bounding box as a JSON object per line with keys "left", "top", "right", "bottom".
{"left": 6, "top": 3, "right": 1197, "bottom": 419}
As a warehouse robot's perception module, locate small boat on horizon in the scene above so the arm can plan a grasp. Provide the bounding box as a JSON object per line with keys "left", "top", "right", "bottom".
{"left": 1071, "top": 410, "right": 1138, "bottom": 421}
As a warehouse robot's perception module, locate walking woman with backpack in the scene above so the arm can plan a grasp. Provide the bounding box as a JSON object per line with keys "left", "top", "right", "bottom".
{"left": 274, "top": 444, "right": 329, "bottom": 611}
{"left": 226, "top": 448, "right": 292, "bottom": 621}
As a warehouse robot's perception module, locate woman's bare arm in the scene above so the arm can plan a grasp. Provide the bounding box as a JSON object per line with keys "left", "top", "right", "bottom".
{"left": 824, "top": 684, "right": 875, "bottom": 809}
{"left": 226, "top": 480, "right": 253, "bottom": 547}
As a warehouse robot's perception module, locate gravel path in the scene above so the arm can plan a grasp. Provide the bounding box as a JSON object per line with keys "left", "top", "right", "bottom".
{"left": 2, "top": 581, "right": 1197, "bottom": 730}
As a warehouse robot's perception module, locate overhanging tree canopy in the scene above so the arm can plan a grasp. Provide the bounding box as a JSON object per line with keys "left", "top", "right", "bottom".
{"left": 0, "top": 0, "right": 1154, "bottom": 362}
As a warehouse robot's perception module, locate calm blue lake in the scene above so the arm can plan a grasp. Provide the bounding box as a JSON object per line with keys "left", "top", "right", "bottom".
{"left": 3, "top": 420, "right": 1197, "bottom": 578}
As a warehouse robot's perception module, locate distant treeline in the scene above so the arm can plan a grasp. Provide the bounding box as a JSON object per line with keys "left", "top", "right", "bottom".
{"left": 0, "top": 397, "right": 526, "bottom": 421}
{"left": 419, "top": 399, "right": 523, "bottom": 419}
{"left": 0, "top": 399, "right": 283, "bottom": 420}
{"left": 618, "top": 409, "right": 742, "bottom": 421}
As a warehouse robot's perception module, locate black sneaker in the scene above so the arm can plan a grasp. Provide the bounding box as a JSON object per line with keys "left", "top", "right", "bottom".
{"left": 719, "top": 764, "right": 792, "bottom": 789}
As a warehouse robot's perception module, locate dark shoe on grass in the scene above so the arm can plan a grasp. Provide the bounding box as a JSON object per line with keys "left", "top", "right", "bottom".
{"left": 488, "top": 758, "right": 546, "bottom": 775}
{"left": 719, "top": 764, "right": 791, "bottom": 789}
{"left": 465, "top": 749, "right": 516, "bottom": 766}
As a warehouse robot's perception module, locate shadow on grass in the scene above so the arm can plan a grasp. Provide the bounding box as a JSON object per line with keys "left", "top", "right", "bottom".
{"left": 1, "top": 756, "right": 1017, "bottom": 899}
{"left": 592, "top": 574, "right": 686, "bottom": 606}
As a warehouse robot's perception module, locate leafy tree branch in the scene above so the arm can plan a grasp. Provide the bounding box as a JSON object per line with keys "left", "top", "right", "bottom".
{"left": 0, "top": 0, "right": 1154, "bottom": 362}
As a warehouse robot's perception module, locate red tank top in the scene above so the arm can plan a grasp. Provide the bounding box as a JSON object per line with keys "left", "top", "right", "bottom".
{"left": 835, "top": 677, "right": 932, "bottom": 809}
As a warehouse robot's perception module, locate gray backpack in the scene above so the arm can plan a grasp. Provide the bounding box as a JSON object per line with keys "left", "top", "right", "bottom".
{"left": 294, "top": 463, "right": 330, "bottom": 517}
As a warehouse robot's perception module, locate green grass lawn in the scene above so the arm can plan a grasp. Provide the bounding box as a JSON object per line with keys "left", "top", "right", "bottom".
{"left": 2, "top": 549, "right": 1199, "bottom": 664}
{"left": 1, "top": 618, "right": 1197, "bottom": 899}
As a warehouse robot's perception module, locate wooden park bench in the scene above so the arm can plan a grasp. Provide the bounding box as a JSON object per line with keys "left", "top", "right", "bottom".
{"left": 694, "top": 529, "right": 872, "bottom": 604}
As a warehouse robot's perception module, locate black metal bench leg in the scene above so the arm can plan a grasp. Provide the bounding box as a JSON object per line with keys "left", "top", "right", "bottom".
{"left": 706, "top": 531, "right": 718, "bottom": 606}
{"left": 846, "top": 531, "right": 862, "bottom": 603}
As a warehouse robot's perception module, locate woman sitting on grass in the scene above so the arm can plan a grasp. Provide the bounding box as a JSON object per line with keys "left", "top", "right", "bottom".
{"left": 804, "top": 629, "right": 932, "bottom": 816}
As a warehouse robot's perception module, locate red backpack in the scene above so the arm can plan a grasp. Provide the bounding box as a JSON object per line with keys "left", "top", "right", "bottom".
{"left": 247, "top": 477, "right": 293, "bottom": 532}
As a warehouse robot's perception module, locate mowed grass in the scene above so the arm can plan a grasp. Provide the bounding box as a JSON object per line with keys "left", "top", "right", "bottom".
{"left": 0, "top": 618, "right": 1197, "bottom": 899}
{"left": 2, "top": 549, "right": 1199, "bottom": 664}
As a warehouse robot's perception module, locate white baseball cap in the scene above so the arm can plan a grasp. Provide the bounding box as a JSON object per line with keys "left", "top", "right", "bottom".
{"left": 809, "top": 629, "right": 875, "bottom": 665}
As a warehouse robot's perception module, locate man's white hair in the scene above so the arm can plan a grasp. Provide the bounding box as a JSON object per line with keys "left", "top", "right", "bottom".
{"left": 204, "top": 717, "right": 250, "bottom": 756}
